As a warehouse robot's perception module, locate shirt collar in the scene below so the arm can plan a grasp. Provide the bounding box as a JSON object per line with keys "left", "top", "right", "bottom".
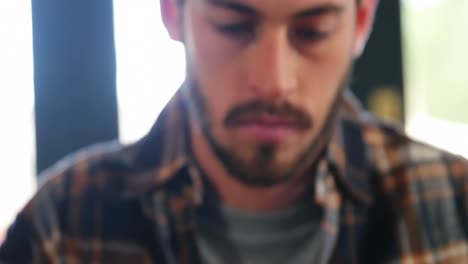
{"left": 327, "top": 90, "right": 375, "bottom": 206}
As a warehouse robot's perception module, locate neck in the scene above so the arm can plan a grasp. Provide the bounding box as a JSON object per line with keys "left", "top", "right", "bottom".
{"left": 190, "top": 122, "right": 314, "bottom": 213}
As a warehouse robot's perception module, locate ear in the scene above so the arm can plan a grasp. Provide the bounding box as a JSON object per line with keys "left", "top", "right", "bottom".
{"left": 353, "top": 0, "right": 379, "bottom": 58}
{"left": 160, "top": 0, "right": 183, "bottom": 42}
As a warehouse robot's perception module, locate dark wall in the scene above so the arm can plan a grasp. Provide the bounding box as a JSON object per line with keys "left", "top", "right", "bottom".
{"left": 32, "top": 0, "right": 119, "bottom": 175}
{"left": 352, "top": 0, "right": 405, "bottom": 122}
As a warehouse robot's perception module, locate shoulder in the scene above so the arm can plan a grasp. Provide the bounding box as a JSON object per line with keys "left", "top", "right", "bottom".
{"left": 24, "top": 138, "right": 166, "bottom": 228}
{"left": 339, "top": 92, "right": 468, "bottom": 200}
{"left": 361, "top": 116, "right": 467, "bottom": 178}
{"left": 35, "top": 141, "right": 136, "bottom": 200}
{"left": 0, "top": 141, "right": 158, "bottom": 262}
{"left": 349, "top": 113, "right": 468, "bottom": 205}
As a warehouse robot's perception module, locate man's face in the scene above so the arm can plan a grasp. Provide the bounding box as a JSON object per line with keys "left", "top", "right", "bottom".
{"left": 163, "top": 0, "right": 375, "bottom": 186}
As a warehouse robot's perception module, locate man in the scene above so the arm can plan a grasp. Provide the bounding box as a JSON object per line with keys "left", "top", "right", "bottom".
{"left": 1, "top": 0, "right": 468, "bottom": 263}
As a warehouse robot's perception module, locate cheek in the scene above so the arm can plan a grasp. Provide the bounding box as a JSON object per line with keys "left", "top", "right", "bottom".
{"left": 185, "top": 13, "right": 246, "bottom": 133}
{"left": 297, "top": 31, "right": 354, "bottom": 120}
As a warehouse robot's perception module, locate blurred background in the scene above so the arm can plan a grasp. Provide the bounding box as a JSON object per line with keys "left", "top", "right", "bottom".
{"left": 1, "top": 0, "right": 467, "bottom": 242}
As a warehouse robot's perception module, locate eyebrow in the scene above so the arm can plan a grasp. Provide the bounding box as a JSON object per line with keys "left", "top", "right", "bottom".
{"left": 206, "top": 0, "right": 258, "bottom": 16}
{"left": 206, "top": 0, "right": 344, "bottom": 19}
{"left": 294, "top": 4, "right": 344, "bottom": 19}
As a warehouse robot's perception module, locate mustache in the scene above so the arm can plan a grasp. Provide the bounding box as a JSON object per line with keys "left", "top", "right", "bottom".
{"left": 224, "top": 100, "right": 313, "bottom": 129}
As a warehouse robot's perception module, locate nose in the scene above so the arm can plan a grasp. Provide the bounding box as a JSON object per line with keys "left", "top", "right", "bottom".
{"left": 245, "top": 28, "right": 298, "bottom": 101}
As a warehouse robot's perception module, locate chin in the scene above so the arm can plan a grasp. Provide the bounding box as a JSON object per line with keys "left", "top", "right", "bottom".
{"left": 225, "top": 145, "right": 302, "bottom": 184}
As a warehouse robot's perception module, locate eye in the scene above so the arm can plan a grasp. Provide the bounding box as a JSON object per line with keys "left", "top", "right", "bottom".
{"left": 215, "top": 22, "right": 255, "bottom": 39}
{"left": 295, "top": 28, "right": 328, "bottom": 42}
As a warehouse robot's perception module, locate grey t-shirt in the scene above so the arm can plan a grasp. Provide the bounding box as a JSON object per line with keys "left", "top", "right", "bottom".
{"left": 196, "top": 200, "right": 323, "bottom": 264}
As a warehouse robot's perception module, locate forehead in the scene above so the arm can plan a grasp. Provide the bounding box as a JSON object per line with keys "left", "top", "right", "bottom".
{"left": 202, "top": 0, "right": 352, "bottom": 18}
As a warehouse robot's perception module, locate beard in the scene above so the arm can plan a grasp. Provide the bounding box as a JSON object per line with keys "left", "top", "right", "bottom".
{"left": 182, "top": 71, "right": 351, "bottom": 187}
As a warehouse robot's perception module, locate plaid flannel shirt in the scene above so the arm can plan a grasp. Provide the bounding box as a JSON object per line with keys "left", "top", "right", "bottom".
{"left": 1, "top": 90, "right": 468, "bottom": 264}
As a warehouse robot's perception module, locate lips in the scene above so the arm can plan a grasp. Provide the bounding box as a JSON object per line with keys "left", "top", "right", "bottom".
{"left": 227, "top": 114, "right": 304, "bottom": 143}
{"left": 223, "top": 101, "right": 312, "bottom": 143}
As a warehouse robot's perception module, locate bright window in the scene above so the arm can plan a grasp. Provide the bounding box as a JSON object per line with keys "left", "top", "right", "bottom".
{"left": 113, "top": 0, "right": 186, "bottom": 144}
{"left": 0, "top": 1, "right": 36, "bottom": 241}
{"left": 402, "top": 0, "right": 468, "bottom": 157}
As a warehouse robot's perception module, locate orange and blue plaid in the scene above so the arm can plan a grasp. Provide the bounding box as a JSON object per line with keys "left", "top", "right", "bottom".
{"left": 1, "top": 90, "right": 468, "bottom": 263}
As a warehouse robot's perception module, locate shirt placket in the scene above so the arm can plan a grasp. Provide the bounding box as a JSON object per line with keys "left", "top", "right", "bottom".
{"left": 314, "top": 158, "right": 343, "bottom": 264}
{"left": 150, "top": 167, "right": 203, "bottom": 264}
